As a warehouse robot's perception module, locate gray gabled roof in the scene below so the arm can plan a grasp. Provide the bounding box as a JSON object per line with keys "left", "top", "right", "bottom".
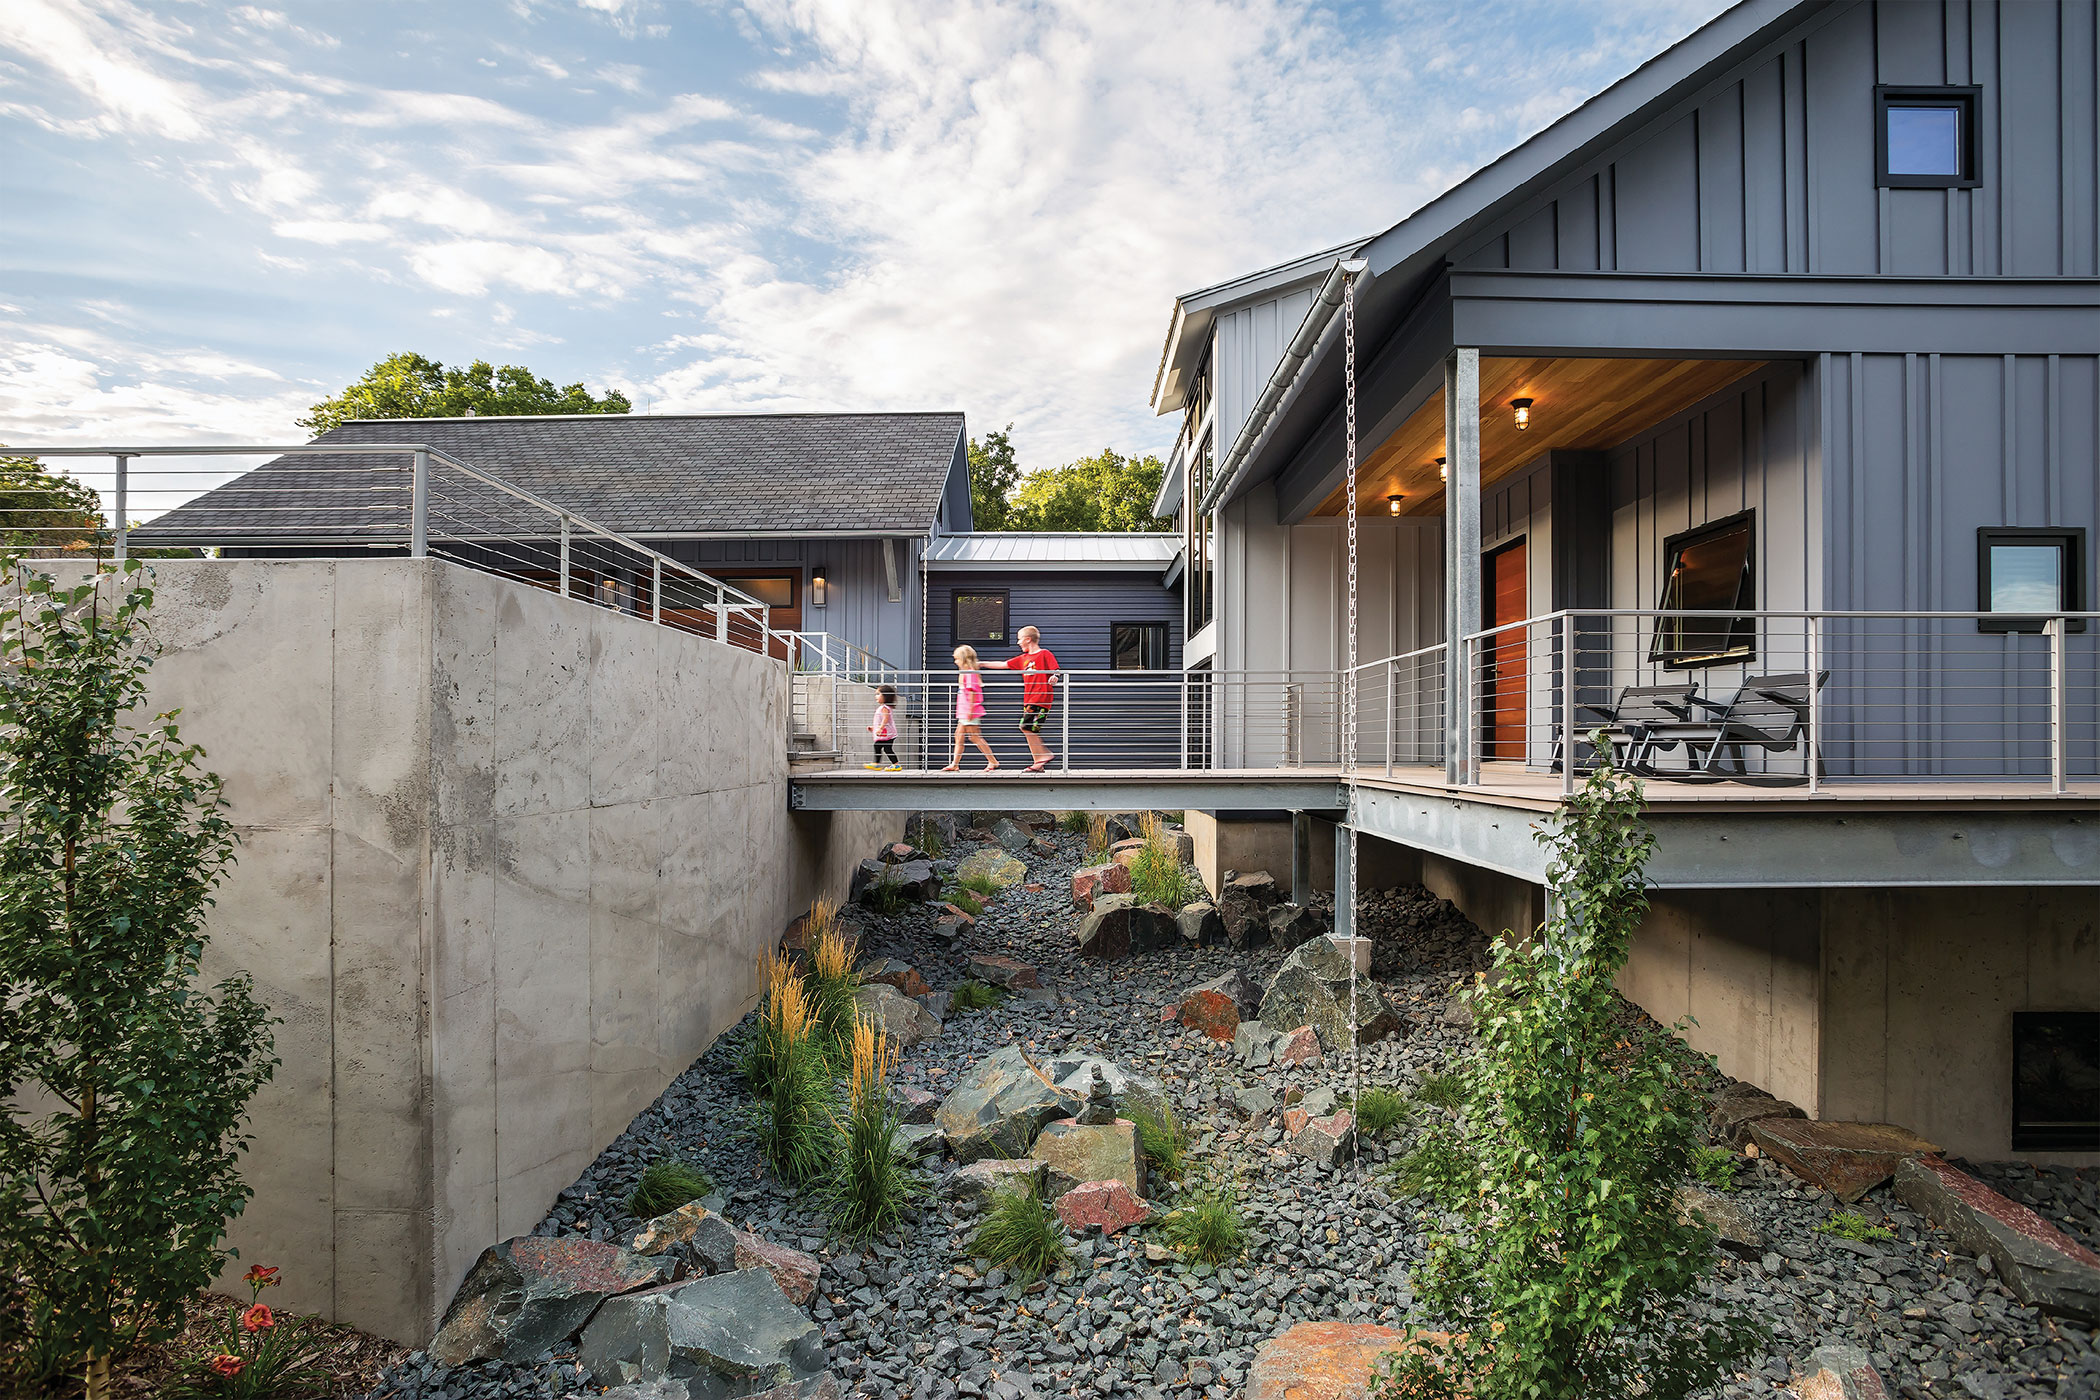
{"left": 134, "top": 411, "right": 967, "bottom": 542}
{"left": 925, "top": 532, "right": 1180, "bottom": 570}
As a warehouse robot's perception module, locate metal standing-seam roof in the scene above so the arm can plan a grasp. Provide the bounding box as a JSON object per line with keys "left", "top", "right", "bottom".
{"left": 133, "top": 411, "right": 968, "bottom": 543}
{"left": 923, "top": 532, "right": 1180, "bottom": 570}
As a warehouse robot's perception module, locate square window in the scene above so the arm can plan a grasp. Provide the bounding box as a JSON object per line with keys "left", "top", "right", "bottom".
{"left": 1111, "top": 621, "right": 1167, "bottom": 671}
{"left": 1650, "top": 511, "right": 1756, "bottom": 668}
{"left": 1875, "top": 86, "right": 1980, "bottom": 188}
{"left": 2013, "top": 1011, "right": 2100, "bottom": 1152}
{"left": 1977, "top": 528, "right": 2086, "bottom": 632}
{"left": 953, "top": 590, "right": 1009, "bottom": 645}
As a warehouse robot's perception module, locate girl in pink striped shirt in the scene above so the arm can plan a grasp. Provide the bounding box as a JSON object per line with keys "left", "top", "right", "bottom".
{"left": 941, "top": 646, "right": 1000, "bottom": 772}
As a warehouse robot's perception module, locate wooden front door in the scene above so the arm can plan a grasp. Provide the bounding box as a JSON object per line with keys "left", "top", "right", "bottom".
{"left": 1483, "top": 539, "right": 1527, "bottom": 761}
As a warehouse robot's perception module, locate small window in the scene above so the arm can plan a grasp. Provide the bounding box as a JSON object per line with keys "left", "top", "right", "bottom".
{"left": 2013, "top": 1011, "right": 2100, "bottom": 1152}
{"left": 1650, "top": 511, "right": 1756, "bottom": 668}
{"left": 1979, "top": 528, "right": 2086, "bottom": 632}
{"left": 1876, "top": 86, "right": 1980, "bottom": 189}
{"left": 953, "top": 590, "right": 1009, "bottom": 645}
{"left": 1111, "top": 622, "right": 1167, "bottom": 671}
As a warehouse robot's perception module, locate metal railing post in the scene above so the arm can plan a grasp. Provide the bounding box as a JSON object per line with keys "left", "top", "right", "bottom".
{"left": 652, "top": 558, "right": 662, "bottom": 624}
{"left": 1807, "top": 615, "right": 1823, "bottom": 794}
{"left": 558, "top": 516, "right": 571, "bottom": 597}
{"left": 1466, "top": 637, "right": 1481, "bottom": 785}
{"left": 112, "top": 454, "right": 129, "bottom": 563}
{"left": 1384, "top": 658, "right": 1396, "bottom": 776}
{"left": 715, "top": 586, "right": 728, "bottom": 643}
{"left": 1179, "top": 671, "right": 1190, "bottom": 771}
{"left": 2050, "top": 617, "right": 2068, "bottom": 794}
{"left": 410, "top": 449, "right": 430, "bottom": 559}
{"left": 1061, "top": 675, "right": 1073, "bottom": 771}
{"left": 1560, "top": 612, "right": 1576, "bottom": 797}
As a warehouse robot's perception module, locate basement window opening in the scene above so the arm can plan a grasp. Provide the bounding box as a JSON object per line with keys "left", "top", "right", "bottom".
{"left": 2013, "top": 1011, "right": 2100, "bottom": 1151}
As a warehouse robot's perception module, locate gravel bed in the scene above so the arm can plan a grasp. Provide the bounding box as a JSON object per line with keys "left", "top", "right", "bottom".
{"left": 367, "top": 824, "right": 2100, "bottom": 1400}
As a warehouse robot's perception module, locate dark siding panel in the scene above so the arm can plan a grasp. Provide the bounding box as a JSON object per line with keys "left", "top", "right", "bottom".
{"left": 1556, "top": 178, "right": 1601, "bottom": 270}
{"left": 1612, "top": 113, "right": 1702, "bottom": 271}
{"left": 1742, "top": 56, "right": 1790, "bottom": 273}
{"left": 1698, "top": 87, "right": 1747, "bottom": 271}
{"left": 1808, "top": 2, "right": 1880, "bottom": 274}
{"left": 1507, "top": 205, "right": 1558, "bottom": 270}
{"left": 2002, "top": 0, "right": 2064, "bottom": 274}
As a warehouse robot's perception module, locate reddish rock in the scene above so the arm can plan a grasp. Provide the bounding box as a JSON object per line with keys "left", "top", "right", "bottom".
{"left": 732, "top": 1232, "right": 821, "bottom": 1306}
{"left": 1789, "top": 1344, "right": 1891, "bottom": 1400}
{"left": 939, "top": 902, "right": 978, "bottom": 928}
{"left": 1025, "top": 882, "right": 1046, "bottom": 892}
{"left": 1246, "top": 1322, "right": 1455, "bottom": 1400}
{"left": 1281, "top": 1107, "right": 1310, "bottom": 1136}
{"left": 1290, "top": 1110, "right": 1356, "bottom": 1167}
{"left": 431, "top": 1236, "right": 673, "bottom": 1366}
{"left": 1178, "top": 989, "right": 1241, "bottom": 1041}
{"left": 1071, "top": 862, "right": 1133, "bottom": 911}
{"left": 1053, "top": 1180, "right": 1150, "bottom": 1236}
{"left": 1747, "top": 1119, "right": 1939, "bottom": 1203}
{"left": 893, "top": 1085, "right": 939, "bottom": 1123}
{"left": 1159, "top": 1003, "right": 1182, "bottom": 1025}
{"left": 1275, "top": 1025, "right": 1323, "bottom": 1068}
{"left": 863, "top": 957, "right": 930, "bottom": 999}
{"left": 967, "top": 953, "right": 1039, "bottom": 989}
{"left": 878, "top": 842, "right": 925, "bottom": 864}
{"left": 1895, "top": 1155, "right": 2100, "bottom": 1323}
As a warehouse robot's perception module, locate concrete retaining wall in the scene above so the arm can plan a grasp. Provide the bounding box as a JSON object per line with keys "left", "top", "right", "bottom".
{"left": 82, "top": 559, "right": 894, "bottom": 1344}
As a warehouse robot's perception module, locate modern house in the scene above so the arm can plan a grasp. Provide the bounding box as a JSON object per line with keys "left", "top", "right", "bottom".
{"left": 1148, "top": 0, "right": 2100, "bottom": 1163}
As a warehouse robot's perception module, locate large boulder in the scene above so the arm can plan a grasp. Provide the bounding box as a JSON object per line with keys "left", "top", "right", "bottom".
{"left": 1075, "top": 892, "right": 1175, "bottom": 959}
{"left": 1258, "top": 937, "right": 1404, "bottom": 1050}
{"left": 903, "top": 811, "right": 959, "bottom": 850}
{"left": 1894, "top": 1155, "right": 2100, "bottom": 1323}
{"left": 1176, "top": 902, "right": 1225, "bottom": 945}
{"left": 1747, "top": 1119, "right": 1938, "bottom": 1203}
{"left": 1034, "top": 1118, "right": 1143, "bottom": 1197}
{"left": 874, "top": 842, "right": 925, "bottom": 865}
{"left": 854, "top": 858, "right": 939, "bottom": 905}
{"left": 1053, "top": 1180, "right": 1150, "bottom": 1236}
{"left": 579, "top": 1269, "right": 825, "bottom": 1398}
{"left": 1177, "top": 970, "right": 1257, "bottom": 1042}
{"left": 1289, "top": 1110, "right": 1356, "bottom": 1167}
{"left": 1042, "top": 1052, "right": 1168, "bottom": 1124}
{"left": 1103, "top": 812, "right": 1142, "bottom": 844}
{"left": 731, "top": 1233, "right": 821, "bottom": 1307}
{"left": 955, "top": 848, "right": 1027, "bottom": 890}
{"left": 1267, "top": 903, "right": 1326, "bottom": 949}
{"left": 852, "top": 982, "right": 940, "bottom": 1047}
{"left": 1673, "top": 1185, "right": 1766, "bottom": 1256}
{"left": 966, "top": 953, "right": 1040, "bottom": 989}
{"left": 935, "top": 1045, "right": 1081, "bottom": 1163}
{"left": 992, "top": 818, "right": 1034, "bottom": 852}
{"left": 1217, "top": 871, "right": 1279, "bottom": 947}
{"left": 1071, "top": 862, "right": 1132, "bottom": 911}
{"left": 945, "top": 1157, "right": 1049, "bottom": 1204}
{"left": 1708, "top": 1081, "right": 1806, "bottom": 1146}
{"left": 432, "top": 1236, "right": 673, "bottom": 1366}
{"left": 1246, "top": 1323, "right": 1451, "bottom": 1400}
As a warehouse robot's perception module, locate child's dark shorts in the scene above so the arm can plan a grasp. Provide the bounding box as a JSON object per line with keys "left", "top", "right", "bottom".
{"left": 1020, "top": 704, "right": 1050, "bottom": 733}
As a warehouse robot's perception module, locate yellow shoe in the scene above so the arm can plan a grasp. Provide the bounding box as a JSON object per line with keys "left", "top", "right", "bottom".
{"left": 863, "top": 762, "right": 882, "bottom": 770}
{"left": 884, "top": 764, "right": 904, "bottom": 772}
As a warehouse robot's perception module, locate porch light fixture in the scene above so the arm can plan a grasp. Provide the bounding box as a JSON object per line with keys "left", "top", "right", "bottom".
{"left": 1388, "top": 494, "right": 1402, "bottom": 515}
{"left": 1435, "top": 456, "right": 1447, "bottom": 482}
{"left": 1510, "top": 397, "right": 1533, "bottom": 429}
{"left": 810, "top": 565, "right": 828, "bottom": 608}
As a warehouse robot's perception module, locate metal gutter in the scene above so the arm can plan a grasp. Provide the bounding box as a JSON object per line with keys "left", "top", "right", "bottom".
{"left": 1196, "top": 257, "right": 1368, "bottom": 516}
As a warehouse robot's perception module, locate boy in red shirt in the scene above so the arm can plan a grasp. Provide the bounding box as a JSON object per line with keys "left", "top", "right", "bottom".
{"left": 1004, "top": 625, "right": 1058, "bottom": 772}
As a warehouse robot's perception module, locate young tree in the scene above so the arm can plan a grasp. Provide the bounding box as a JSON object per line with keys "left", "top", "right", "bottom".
{"left": 1379, "top": 749, "right": 1759, "bottom": 1400}
{"left": 0, "top": 454, "right": 108, "bottom": 557}
{"left": 1008, "top": 449, "right": 1170, "bottom": 532}
{"left": 0, "top": 564, "right": 276, "bottom": 1400}
{"left": 967, "top": 425, "right": 1022, "bottom": 532}
{"left": 299, "top": 351, "right": 631, "bottom": 433}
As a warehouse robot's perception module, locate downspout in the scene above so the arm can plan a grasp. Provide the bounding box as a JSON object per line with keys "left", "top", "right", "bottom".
{"left": 1198, "top": 256, "right": 1368, "bottom": 516}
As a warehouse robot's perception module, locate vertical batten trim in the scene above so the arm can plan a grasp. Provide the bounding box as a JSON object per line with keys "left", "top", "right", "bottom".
{"left": 2047, "top": 355, "right": 2062, "bottom": 522}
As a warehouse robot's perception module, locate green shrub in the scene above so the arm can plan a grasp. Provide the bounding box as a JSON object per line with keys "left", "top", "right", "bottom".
{"left": 970, "top": 1183, "right": 1068, "bottom": 1281}
{"left": 1375, "top": 751, "right": 1760, "bottom": 1400}
{"left": 747, "top": 962, "right": 835, "bottom": 1185}
{"left": 824, "top": 1020, "right": 921, "bottom": 1239}
{"left": 1127, "top": 1099, "right": 1189, "bottom": 1182}
{"left": 1128, "top": 813, "right": 1196, "bottom": 909}
{"left": 0, "top": 564, "right": 277, "bottom": 1399}
{"left": 943, "top": 887, "right": 985, "bottom": 918}
{"left": 1352, "top": 1087, "right": 1411, "bottom": 1139}
{"left": 1058, "top": 811, "right": 1091, "bottom": 834}
{"left": 865, "top": 864, "right": 910, "bottom": 916}
{"left": 1815, "top": 1211, "right": 1894, "bottom": 1243}
{"left": 1385, "top": 1132, "right": 1476, "bottom": 1202}
{"left": 948, "top": 980, "right": 1007, "bottom": 1013}
{"left": 917, "top": 825, "right": 945, "bottom": 860}
{"left": 1692, "top": 1145, "right": 1739, "bottom": 1191}
{"left": 166, "top": 1265, "right": 331, "bottom": 1400}
{"left": 1157, "top": 1173, "right": 1246, "bottom": 1265}
{"left": 627, "top": 1159, "right": 715, "bottom": 1219}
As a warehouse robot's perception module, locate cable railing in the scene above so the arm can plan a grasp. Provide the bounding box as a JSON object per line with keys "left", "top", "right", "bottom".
{"left": 3, "top": 445, "right": 777, "bottom": 650}
{"left": 1460, "top": 608, "right": 2100, "bottom": 795}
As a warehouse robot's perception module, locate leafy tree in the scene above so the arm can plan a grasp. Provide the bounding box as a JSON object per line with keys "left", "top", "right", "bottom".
{"left": 1376, "top": 747, "right": 1759, "bottom": 1400}
{"left": 1008, "top": 449, "right": 1170, "bottom": 532}
{"left": 967, "top": 425, "right": 1021, "bottom": 532}
{"left": 0, "top": 563, "right": 276, "bottom": 1400}
{"left": 299, "top": 351, "right": 631, "bottom": 433}
{"left": 0, "top": 454, "right": 108, "bottom": 557}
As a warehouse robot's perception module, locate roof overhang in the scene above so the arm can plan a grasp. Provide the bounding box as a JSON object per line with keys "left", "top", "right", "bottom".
{"left": 1150, "top": 237, "right": 1371, "bottom": 415}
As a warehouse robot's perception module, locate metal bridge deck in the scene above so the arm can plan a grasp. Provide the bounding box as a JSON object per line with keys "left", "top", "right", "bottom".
{"left": 787, "top": 766, "right": 1347, "bottom": 813}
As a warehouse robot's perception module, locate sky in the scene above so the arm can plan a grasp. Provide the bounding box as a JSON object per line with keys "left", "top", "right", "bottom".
{"left": 1, "top": 0, "right": 1728, "bottom": 479}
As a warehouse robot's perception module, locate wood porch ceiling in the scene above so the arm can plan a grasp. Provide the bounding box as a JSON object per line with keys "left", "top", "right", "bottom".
{"left": 1316, "top": 356, "right": 1768, "bottom": 517}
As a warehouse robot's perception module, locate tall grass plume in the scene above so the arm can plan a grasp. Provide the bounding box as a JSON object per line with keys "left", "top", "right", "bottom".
{"left": 824, "top": 1018, "right": 920, "bottom": 1239}
{"left": 747, "top": 960, "right": 833, "bottom": 1185}
{"left": 1128, "top": 812, "right": 1196, "bottom": 909}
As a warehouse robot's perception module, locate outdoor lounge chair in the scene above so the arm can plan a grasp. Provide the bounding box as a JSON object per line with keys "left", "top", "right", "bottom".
{"left": 1640, "top": 671, "right": 1830, "bottom": 784}
{"left": 1549, "top": 683, "right": 1699, "bottom": 773}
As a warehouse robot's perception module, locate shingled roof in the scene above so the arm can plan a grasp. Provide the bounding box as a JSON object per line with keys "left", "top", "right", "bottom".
{"left": 135, "top": 411, "right": 968, "bottom": 543}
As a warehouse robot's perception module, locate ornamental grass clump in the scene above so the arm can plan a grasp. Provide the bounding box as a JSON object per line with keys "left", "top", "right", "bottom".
{"left": 1058, "top": 810, "right": 1091, "bottom": 834}
{"left": 1086, "top": 813, "right": 1111, "bottom": 858}
{"left": 806, "top": 901, "right": 861, "bottom": 1056}
{"left": 1352, "top": 1087, "right": 1411, "bottom": 1139}
{"left": 970, "top": 1183, "right": 1068, "bottom": 1282}
{"left": 627, "top": 1158, "right": 715, "bottom": 1220}
{"left": 1128, "top": 812, "right": 1195, "bottom": 909}
{"left": 746, "top": 958, "right": 833, "bottom": 1185}
{"left": 824, "top": 1018, "right": 920, "bottom": 1239}
{"left": 0, "top": 565, "right": 278, "bottom": 1400}
{"left": 1126, "top": 1099, "right": 1188, "bottom": 1182}
{"left": 1157, "top": 1169, "right": 1246, "bottom": 1265}
{"left": 1373, "top": 748, "right": 1761, "bottom": 1400}
{"left": 948, "top": 980, "right": 1006, "bottom": 1013}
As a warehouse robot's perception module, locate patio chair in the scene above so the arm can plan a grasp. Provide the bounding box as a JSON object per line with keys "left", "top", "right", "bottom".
{"left": 1644, "top": 671, "right": 1830, "bottom": 784}
{"left": 1548, "top": 683, "right": 1699, "bottom": 773}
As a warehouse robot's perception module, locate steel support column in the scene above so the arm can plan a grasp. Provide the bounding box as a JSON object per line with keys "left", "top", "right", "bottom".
{"left": 1291, "top": 810, "right": 1313, "bottom": 905}
{"left": 1332, "top": 819, "right": 1354, "bottom": 938}
{"left": 1444, "top": 349, "right": 1481, "bottom": 784}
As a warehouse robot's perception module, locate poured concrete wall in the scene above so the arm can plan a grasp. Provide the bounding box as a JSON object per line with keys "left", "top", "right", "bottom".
{"left": 85, "top": 559, "right": 893, "bottom": 1344}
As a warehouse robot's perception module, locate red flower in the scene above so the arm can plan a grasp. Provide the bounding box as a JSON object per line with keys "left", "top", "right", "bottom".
{"left": 243, "top": 1265, "right": 281, "bottom": 1289}
{"left": 210, "top": 1354, "right": 246, "bottom": 1379}
{"left": 241, "top": 1303, "right": 274, "bottom": 1332}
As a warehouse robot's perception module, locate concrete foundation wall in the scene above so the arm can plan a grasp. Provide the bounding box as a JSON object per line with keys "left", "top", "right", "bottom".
{"left": 90, "top": 559, "right": 891, "bottom": 1345}
{"left": 1420, "top": 853, "right": 1544, "bottom": 945}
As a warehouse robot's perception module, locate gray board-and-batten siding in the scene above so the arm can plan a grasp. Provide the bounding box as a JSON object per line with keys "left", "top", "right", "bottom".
{"left": 921, "top": 569, "right": 1183, "bottom": 771}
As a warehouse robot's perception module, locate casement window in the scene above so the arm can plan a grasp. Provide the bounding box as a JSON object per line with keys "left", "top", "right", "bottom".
{"left": 1978, "top": 528, "right": 2086, "bottom": 632}
{"left": 952, "top": 590, "right": 1009, "bottom": 645}
{"left": 2013, "top": 1011, "right": 2100, "bottom": 1151}
{"left": 1650, "top": 511, "right": 1756, "bottom": 668}
{"left": 1875, "top": 86, "right": 1981, "bottom": 189}
{"left": 1110, "top": 622, "right": 1167, "bottom": 671}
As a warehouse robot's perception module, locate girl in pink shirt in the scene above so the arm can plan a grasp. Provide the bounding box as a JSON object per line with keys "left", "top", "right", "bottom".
{"left": 941, "top": 645, "right": 1000, "bottom": 772}
{"left": 864, "top": 684, "right": 900, "bottom": 770}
